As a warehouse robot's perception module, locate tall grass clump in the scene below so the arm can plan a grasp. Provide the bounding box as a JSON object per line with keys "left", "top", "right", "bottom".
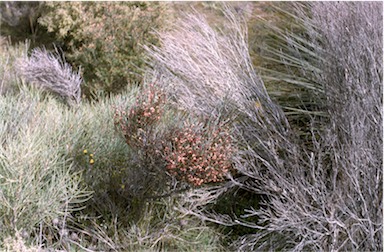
{"left": 147, "top": 3, "right": 382, "bottom": 251}
{"left": 0, "top": 38, "right": 29, "bottom": 95}
{"left": 16, "top": 47, "right": 82, "bottom": 106}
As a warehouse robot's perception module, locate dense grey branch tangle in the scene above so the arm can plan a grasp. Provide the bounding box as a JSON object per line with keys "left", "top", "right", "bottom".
{"left": 147, "top": 2, "right": 383, "bottom": 251}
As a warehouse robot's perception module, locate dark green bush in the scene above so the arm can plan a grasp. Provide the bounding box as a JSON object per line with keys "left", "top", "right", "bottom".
{"left": 0, "top": 2, "right": 46, "bottom": 45}
{"left": 38, "top": 2, "right": 170, "bottom": 97}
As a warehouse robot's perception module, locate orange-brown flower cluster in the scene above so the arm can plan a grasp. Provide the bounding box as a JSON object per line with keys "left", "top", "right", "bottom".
{"left": 115, "top": 83, "right": 234, "bottom": 187}
{"left": 164, "top": 122, "right": 234, "bottom": 186}
{"left": 114, "top": 83, "right": 166, "bottom": 149}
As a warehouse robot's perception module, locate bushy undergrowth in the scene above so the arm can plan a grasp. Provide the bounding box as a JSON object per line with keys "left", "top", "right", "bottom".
{"left": 37, "top": 2, "right": 170, "bottom": 97}
{"left": 2, "top": 2, "right": 172, "bottom": 97}
{"left": 0, "top": 85, "right": 91, "bottom": 250}
{"left": 0, "top": 82, "right": 224, "bottom": 250}
{"left": 1, "top": 2, "right": 381, "bottom": 251}
{"left": 0, "top": 40, "right": 224, "bottom": 250}
{"left": 147, "top": 3, "right": 383, "bottom": 251}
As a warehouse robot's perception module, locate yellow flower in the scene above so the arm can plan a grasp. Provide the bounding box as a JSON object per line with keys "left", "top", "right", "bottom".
{"left": 89, "top": 159, "right": 95, "bottom": 165}
{"left": 89, "top": 153, "right": 94, "bottom": 158}
{"left": 121, "top": 184, "right": 125, "bottom": 189}
{"left": 83, "top": 149, "right": 88, "bottom": 155}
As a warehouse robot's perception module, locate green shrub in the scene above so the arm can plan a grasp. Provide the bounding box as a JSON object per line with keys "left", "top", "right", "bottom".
{"left": 0, "top": 85, "right": 91, "bottom": 249}
{"left": 38, "top": 2, "right": 170, "bottom": 97}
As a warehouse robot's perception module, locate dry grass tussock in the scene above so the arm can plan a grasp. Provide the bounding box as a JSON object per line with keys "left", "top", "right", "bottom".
{"left": 16, "top": 47, "right": 82, "bottom": 106}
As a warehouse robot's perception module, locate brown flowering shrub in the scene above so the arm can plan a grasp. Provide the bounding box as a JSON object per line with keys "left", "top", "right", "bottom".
{"left": 115, "top": 82, "right": 235, "bottom": 188}
{"left": 112, "top": 83, "right": 171, "bottom": 220}
{"left": 164, "top": 121, "right": 234, "bottom": 187}
{"left": 114, "top": 83, "right": 166, "bottom": 149}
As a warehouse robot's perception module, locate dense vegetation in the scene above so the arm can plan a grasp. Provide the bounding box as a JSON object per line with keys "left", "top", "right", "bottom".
{"left": 0, "top": 2, "right": 382, "bottom": 251}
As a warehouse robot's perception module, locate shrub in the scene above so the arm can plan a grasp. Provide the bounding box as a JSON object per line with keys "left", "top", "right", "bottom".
{"left": 115, "top": 83, "right": 166, "bottom": 150}
{"left": 164, "top": 121, "right": 234, "bottom": 187}
{"left": 0, "top": 86, "right": 91, "bottom": 250}
{"left": 38, "top": 2, "right": 170, "bottom": 97}
{"left": 145, "top": 6, "right": 260, "bottom": 119}
{"left": 115, "top": 81, "right": 235, "bottom": 188}
{"left": 147, "top": 3, "right": 383, "bottom": 251}
{"left": 247, "top": 2, "right": 326, "bottom": 137}
{"left": 0, "top": 2, "right": 45, "bottom": 45}
{"left": 113, "top": 83, "right": 178, "bottom": 223}
{"left": 16, "top": 47, "right": 82, "bottom": 106}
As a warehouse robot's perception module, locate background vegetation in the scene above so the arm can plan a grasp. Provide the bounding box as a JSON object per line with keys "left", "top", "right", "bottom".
{"left": 0, "top": 2, "right": 382, "bottom": 251}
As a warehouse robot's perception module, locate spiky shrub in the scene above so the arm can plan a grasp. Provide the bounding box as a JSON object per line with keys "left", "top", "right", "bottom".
{"left": 247, "top": 2, "right": 326, "bottom": 142}
{"left": 147, "top": 3, "right": 382, "bottom": 251}
{"left": 16, "top": 47, "right": 82, "bottom": 106}
{"left": 305, "top": 3, "right": 383, "bottom": 249}
{"left": 164, "top": 121, "right": 234, "bottom": 187}
{"left": 230, "top": 3, "right": 382, "bottom": 251}
{"left": 38, "top": 2, "right": 170, "bottom": 96}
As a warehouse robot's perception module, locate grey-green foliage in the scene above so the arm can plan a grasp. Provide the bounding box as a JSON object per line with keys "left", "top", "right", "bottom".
{"left": 310, "top": 2, "right": 382, "bottom": 249}
{"left": 146, "top": 6, "right": 267, "bottom": 120}
{"left": 0, "top": 86, "right": 91, "bottom": 248}
{"left": 0, "top": 38, "right": 225, "bottom": 250}
{"left": 0, "top": 39, "right": 29, "bottom": 95}
{"left": 0, "top": 82, "right": 141, "bottom": 249}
